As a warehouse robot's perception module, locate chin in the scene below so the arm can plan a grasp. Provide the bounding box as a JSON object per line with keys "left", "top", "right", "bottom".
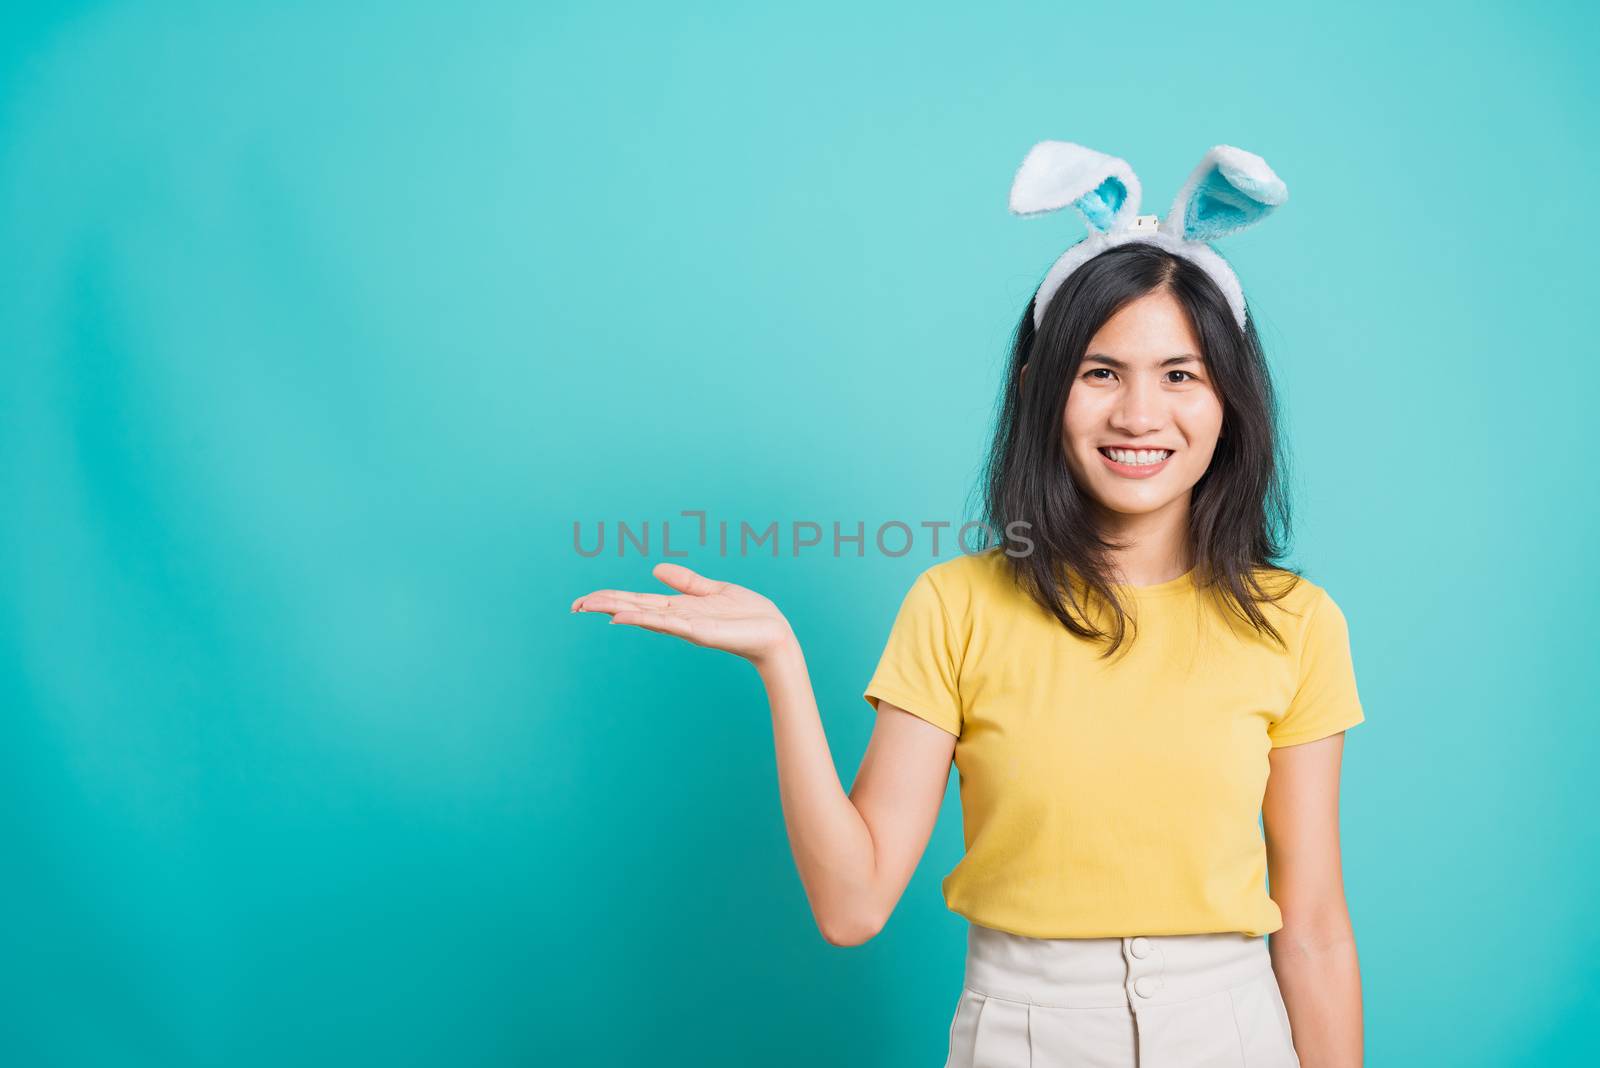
{"left": 1083, "top": 471, "right": 1191, "bottom": 514}
{"left": 1095, "top": 493, "right": 1181, "bottom": 517}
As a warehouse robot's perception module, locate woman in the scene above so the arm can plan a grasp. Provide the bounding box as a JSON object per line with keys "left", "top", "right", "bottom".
{"left": 571, "top": 144, "right": 1365, "bottom": 1067}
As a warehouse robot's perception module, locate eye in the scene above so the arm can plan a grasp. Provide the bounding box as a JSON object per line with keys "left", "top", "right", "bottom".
{"left": 1083, "top": 368, "right": 1114, "bottom": 381}
{"left": 1167, "top": 370, "right": 1198, "bottom": 383}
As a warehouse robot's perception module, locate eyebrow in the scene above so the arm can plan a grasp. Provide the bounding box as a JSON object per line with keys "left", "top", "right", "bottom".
{"left": 1081, "top": 354, "right": 1205, "bottom": 369}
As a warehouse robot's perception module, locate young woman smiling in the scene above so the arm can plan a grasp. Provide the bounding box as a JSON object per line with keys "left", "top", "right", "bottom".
{"left": 572, "top": 217, "right": 1365, "bottom": 1068}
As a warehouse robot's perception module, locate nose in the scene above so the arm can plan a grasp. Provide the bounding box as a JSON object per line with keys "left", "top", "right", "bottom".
{"left": 1109, "top": 375, "right": 1166, "bottom": 435}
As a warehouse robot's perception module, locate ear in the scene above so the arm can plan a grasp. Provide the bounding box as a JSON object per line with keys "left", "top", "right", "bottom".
{"left": 1160, "top": 145, "right": 1287, "bottom": 243}
{"left": 1009, "top": 141, "right": 1142, "bottom": 234}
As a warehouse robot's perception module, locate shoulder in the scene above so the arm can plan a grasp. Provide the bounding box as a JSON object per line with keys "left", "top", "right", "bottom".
{"left": 1245, "top": 567, "right": 1348, "bottom": 639}
{"left": 919, "top": 547, "right": 1015, "bottom": 602}
{"left": 887, "top": 549, "right": 1018, "bottom": 631}
{"left": 1249, "top": 566, "right": 1323, "bottom": 607}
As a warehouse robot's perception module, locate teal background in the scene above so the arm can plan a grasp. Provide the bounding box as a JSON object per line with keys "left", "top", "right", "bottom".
{"left": 2, "top": 1, "right": 1595, "bottom": 1064}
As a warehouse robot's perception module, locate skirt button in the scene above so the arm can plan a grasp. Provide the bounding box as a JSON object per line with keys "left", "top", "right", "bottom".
{"left": 1134, "top": 976, "right": 1160, "bottom": 998}
{"left": 1130, "top": 936, "right": 1152, "bottom": 958}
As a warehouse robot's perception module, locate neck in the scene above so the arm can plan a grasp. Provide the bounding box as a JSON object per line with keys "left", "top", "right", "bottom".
{"left": 1092, "top": 494, "right": 1194, "bottom": 587}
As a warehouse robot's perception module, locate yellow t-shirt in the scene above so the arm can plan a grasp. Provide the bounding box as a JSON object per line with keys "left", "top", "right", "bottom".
{"left": 862, "top": 548, "right": 1366, "bottom": 939}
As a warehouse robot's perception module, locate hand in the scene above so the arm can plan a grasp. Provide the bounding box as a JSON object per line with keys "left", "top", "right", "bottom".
{"left": 571, "top": 562, "right": 797, "bottom": 667}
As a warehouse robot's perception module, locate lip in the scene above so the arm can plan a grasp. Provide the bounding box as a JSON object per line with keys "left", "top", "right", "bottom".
{"left": 1096, "top": 446, "right": 1174, "bottom": 480}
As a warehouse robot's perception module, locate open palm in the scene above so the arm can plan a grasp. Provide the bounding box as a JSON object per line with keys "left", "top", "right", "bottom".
{"left": 570, "top": 562, "right": 794, "bottom": 665}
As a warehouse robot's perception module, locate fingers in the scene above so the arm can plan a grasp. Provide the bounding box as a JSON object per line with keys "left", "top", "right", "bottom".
{"left": 652, "top": 562, "right": 725, "bottom": 597}
{"left": 609, "top": 608, "right": 698, "bottom": 641}
{"left": 571, "top": 590, "right": 672, "bottom": 614}
{"left": 570, "top": 564, "right": 726, "bottom": 616}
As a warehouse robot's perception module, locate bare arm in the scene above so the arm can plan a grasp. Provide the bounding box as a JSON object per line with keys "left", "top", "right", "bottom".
{"left": 758, "top": 645, "right": 954, "bottom": 945}
{"left": 572, "top": 563, "right": 955, "bottom": 946}
{"left": 1263, "top": 732, "right": 1363, "bottom": 1067}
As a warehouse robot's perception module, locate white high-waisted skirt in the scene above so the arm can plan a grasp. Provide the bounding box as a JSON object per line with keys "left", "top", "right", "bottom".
{"left": 946, "top": 922, "right": 1302, "bottom": 1067}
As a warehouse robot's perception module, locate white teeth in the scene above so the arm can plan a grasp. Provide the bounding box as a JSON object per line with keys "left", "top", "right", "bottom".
{"left": 1101, "top": 448, "right": 1171, "bottom": 466}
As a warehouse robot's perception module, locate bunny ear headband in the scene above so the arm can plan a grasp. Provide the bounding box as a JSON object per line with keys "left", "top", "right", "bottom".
{"left": 1010, "top": 141, "right": 1288, "bottom": 333}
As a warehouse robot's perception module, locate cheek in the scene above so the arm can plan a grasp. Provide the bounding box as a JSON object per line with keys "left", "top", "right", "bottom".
{"left": 1061, "top": 390, "right": 1098, "bottom": 440}
{"left": 1177, "top": 395, "right": 1225, "bottom": 444}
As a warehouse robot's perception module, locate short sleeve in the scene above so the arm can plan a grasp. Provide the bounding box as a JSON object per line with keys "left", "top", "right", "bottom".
{"left": 1269, "top": 589, "right": 1367, "bottom": 747}
{"left": 862, "top": 572, "right": 963, "bottom": 737}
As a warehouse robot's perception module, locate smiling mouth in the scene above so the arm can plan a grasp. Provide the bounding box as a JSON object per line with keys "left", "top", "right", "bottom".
{"left": 1097, "top": 447, "right": 1173, "bottom": 467}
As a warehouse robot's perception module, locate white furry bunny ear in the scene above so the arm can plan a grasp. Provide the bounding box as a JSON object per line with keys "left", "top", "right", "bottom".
{"left": 1160, "top": 145, "right": 1287, "bottom": 243}
{"left": 1009, "top": 141, "right": 1142, "bottom": 234}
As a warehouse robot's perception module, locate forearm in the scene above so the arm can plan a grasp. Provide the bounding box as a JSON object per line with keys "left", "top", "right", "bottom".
{"left": 756, "top": 638, "right": 879, "bottom": 945}
{"left": 1269, "top": 922, "right": 1364, "bottom": 1067}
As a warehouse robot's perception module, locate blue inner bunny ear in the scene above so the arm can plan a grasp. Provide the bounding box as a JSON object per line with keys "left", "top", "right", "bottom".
{"left": 1073, "top": 176, "right": 1127, "bottom": 232}
{"left": 1183, "top": 165, "right": 1275, "bottom": 242}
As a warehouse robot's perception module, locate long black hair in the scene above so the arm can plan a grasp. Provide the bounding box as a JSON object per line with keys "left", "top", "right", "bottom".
{"left": 969, "top": 240, "right": 1302, "bottom": 657}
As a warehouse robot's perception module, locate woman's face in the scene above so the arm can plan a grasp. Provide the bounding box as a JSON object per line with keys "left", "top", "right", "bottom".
{"left": 1060, "top": 289, "right": 1224, "bottom": 520}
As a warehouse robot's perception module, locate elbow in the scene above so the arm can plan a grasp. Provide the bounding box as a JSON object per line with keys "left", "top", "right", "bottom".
{"left": 818, "top": 909, "right": 886, "bottom": 948}
{"left": 1273, "top": 903, "right": 1355, "bottom": 957}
